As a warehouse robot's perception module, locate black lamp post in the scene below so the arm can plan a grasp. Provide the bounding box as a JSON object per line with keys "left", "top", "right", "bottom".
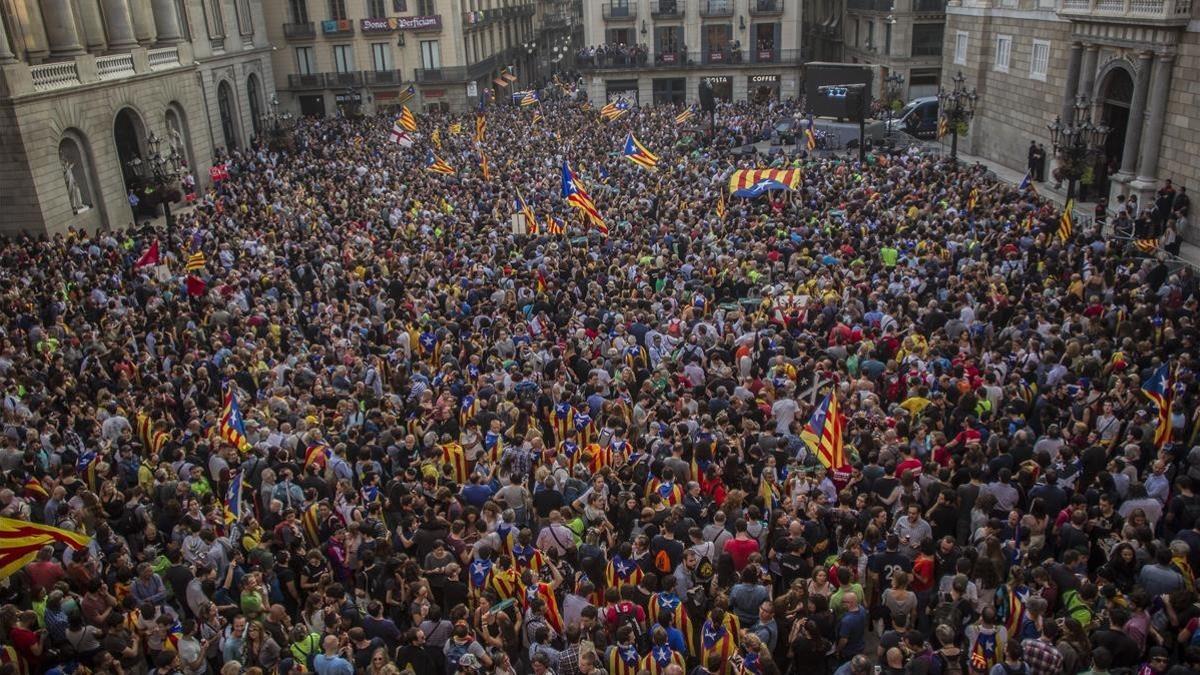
{"left": 126, "top": 130, "right": 183, "bottom": 236}
{"left": 884, "top": 72, "right": 905, "bottom": 139}
{"left": 1047, "top": 94, "right": 1110, "bottom": 202}
{"left": 936, "top": 70, "right": 977, "bottom": 162}
{"left": 259, "top": 94, "right": 295, "bottom": 150}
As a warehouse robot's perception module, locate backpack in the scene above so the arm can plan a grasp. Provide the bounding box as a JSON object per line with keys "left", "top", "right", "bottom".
{"left": 654, "top": 549, "right": 673, "bottom": 574}
{"left": 444, "top": 639, "right": 471, "bottom": 675}
{"left": 937, "top": 651, "right": 963, "bottom": 675}
{"left": 616, "top": 602, "right": 649, "bottom": 652}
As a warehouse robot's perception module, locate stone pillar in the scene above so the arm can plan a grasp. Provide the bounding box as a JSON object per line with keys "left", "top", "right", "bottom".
{"left": 1078, "top": 44, "right": 1099, "bottom": 103}
{"left": 1133, "top": 53, "right": 1174, "bottom": 187}
{"left": 129, "top": 0, "right": 157, "bottom": 46}
{"left": 1116, "top": 51, "right": 1153, "bottom": 179}
{"left": 1059, "top": 42, "right": 1083, "bottom": 125}
{"left": 101, "top": 0, "right": 139, "bottom": 50}
{"left": 76, "top": 0, "right": 109, "bottom": 53}
{"left": 0, "top": 11, "right": 17, "bottom": 63}
{"left": 150, "top": 0, "right": 183, "bottom": 44}
{"left": 40, "top": 0, "right": 86, "bottom": 57}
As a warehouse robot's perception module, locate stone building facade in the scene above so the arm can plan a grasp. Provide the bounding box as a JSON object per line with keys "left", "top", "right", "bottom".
{"left": 264, "top": 0, "right": 542, "bottom": 116}
{"left": 942, "top": 0, "right": 1198, "bottom": 221}
{"left": 0, "top": 0, "right": 275, "bottom": 235}
{"left": 843, "top": 0, "right": 947, "bottom": 99}
{"left": 578, "top": 0, "right": 804, "bottom": 105}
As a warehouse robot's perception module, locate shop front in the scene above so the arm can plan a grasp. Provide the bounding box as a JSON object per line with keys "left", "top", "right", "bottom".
{"left": 749, "top": 74, "right": 780, "bottom": 103}
{"left": 653, "top": 78, "right": 687, "bottom": 105}
{"left": 704, "top": 75, "right": 732, "bottom": 102}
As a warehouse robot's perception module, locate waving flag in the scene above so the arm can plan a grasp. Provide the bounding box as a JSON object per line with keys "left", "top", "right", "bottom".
{"left": 728, "top": 168, "right": 801, "bottom": 194}
{"left": 805, "top": 114, "right": 817, "bottom": 151}
{"left": 675, "top": 106, "right": 696, "bottom": 125}
{"left": 600, "top": 99, "right": 630, "bottom": 121}
{"left": 520, "top": 90, "right": 539, "bottom": 106}
{"left": 134, "top": 240, "right": 160, "bottom": 269}
{"left": 1142, "top": 363, "right": 1174, "bottom": 448}
{"left": 77, "top": 451, "right": 99, "bottom": 490}
{"left": 515, "top": 190, "right": 538, "bottom": 230}
{"left": 545, "top": 214, "right": 564, "bottom": 235}
{"left": 0, "top": 517, "right": 91, "bottom": 581}
{"left": 1018, "top": 170, "right": 1038, "bottom": 195}
{"left": 448, "top": 122, "right": 462, "bottom": 134}
{"left": 802, "top": 392, "right": 846, "bottom": 470}
{"left": 623, "top": 133, "right": 659, "bottom": 170}
{"left": 715, "top": 192, "right": 727, "bottom": 220}
{"left": 219, "top": 384, "right": 252, "bottom": 452}
{"left": 1134, "top": 238, "right": 1158, "bottom": 253}
{"left": 389, "top": 122, "right": 414, "bottom": 147}
{"left": 532, "top": 109, "right": 544, "bottom": 124}
{"left": 224, "top": 471, "right": 243, "bottom": 526}
{"left": 430, "top": 127, "right": 442, "bottom": 149}
{"left": 474, "top": 109, "right": 487, "bottom": 143}
{"left": 478, "top": 152, "right": 491, "bottom": 180}
{"left": 398, "top": 106, "right": 418, "bottom": 132}
{"left": 1057, "top": 198, "right": 1074, "bottom": 242}
{"left": 938, "top": 115, "right": 949, "bottom": 139}
{"left": 966, "top": 187, "right": 979, "bottom": 211}
{"left": 185, "top": 251, "right": 206, "bottom": 272}
{"left": 562, "top": 161, "right": 608, "bottom": 234}
{"left": 397, "top": 84, "right": 416, "bottom": 105}
{"left": 732, "top": 177, "right": 796, "bottom": 199}
{"left": 425, "top": 151, "right": 456, "bottom": 175}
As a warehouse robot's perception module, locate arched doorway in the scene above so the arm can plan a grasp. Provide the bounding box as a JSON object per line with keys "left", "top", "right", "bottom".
{"left": 114, "top": 108, "right": 146, "bottom": 191}
{"left": 1098, "top": 67, "right": 1132, "bottom": 175}
{"left": 246, "top": 74, "right": 262, "bottom": 138}
{"left": 217, "top": 80, "right": 240, "bottom": 150}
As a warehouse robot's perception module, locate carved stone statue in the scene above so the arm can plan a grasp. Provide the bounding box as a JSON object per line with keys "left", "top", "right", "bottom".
{"left": 61, "top": 152, "right": 84, "bottom": 213}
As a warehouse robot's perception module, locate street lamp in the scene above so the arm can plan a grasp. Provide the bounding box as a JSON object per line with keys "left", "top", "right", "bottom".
{"left": 126, "top": 130, "right": 183, "bottom": 235}
{"left": 936, "top": 70, "right": 977, "bottom": 162}
{"left": 883, "top": 72, "right": 905, "bottom": 139}
{"left": 1047, "top": 94, "right": 1110, "bottom": 202}
{"left": 259, "top": 94, "right": 295, "bottom": 150}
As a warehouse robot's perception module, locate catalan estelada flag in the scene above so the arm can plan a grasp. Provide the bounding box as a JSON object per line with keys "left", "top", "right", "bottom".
{"left": 397, "top": 84, "right": 416, "bottom": 105}
{"left": 562, "top": 161, "right": 607, "bottom": 235}
{"left": 224, "top": 471, "right": 243, "bottom": 526}
{"left": 448, "top": 122, "right": 462, "bottom": 134}
{"left": 440, "top": 441, "right": 469, "bottom": 484}
{"left": 185, "top": 251, "right": 206, "bottom": 272}
{"left": 805, "top": 114, "right": 817, "bottom": 151}
{"left": 600, "top": 99, "right": 629, "bottom": 121}
{"left": 431, "top": 127, "right": 442, "bottom": 149}
{"left": 622, "top": 133, "right": 659, "bottom": 170}
{"left": 474, "top": 110, "right": 486, "bottom": 143}
{"left": 1057, "top": 198, "right": 1074, "bottom": 242}
{"left": 219, "top": 383, "right": 252, "bottom": 452}
{"left": 715, "top": 192, "right": 727, "bottom": 220}
{"left": 0, "top": 517, "right": 91, "bottom": 580}
{"left": 398, "top": 106, "right": 418, "bottom": 132}
{"left": 532, "top": 109, "right": 544, "bottom": 124}
{"left": 478, "top": 152, "right": 491, "bottom": 180}
{"left": 1134, "top": 238, "right": 1158, "bottom": 253}
{"left": 521, "top": 90, "right": 539, "bottom": 106}
{"left": 727, "top": 168, "right": 802, "bottom": 193}
{"left": 22, "top": 476, "right": 48, "bottom": 501}
{"left": 605, "top": 554, "right": 644, "bottom": 590}
{"left": 802, "top": 392, "right": 847, "bottom": 470}
{"left": 515, "top": 190, "right": 537, "bottom": 230}
{"left": 302, "top": 501, "right": 321, "bottom": 546}
{"left": 675, "top": 106, "right": 695, "bottom": 125}
{"left": 426, "top": 150, "right": 456, "bottom": 175}
{"left": 1019, "top": 170, "right": 1038, "bottom": 196}
{"left": 1142, "top": 363, "right": 1174, "bottom": 449}
{"left": 545, "top": 214, "right": 564, "bottom": 235}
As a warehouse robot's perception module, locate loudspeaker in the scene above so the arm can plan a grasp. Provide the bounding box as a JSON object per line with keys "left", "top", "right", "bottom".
{"left": 699, "top": 79, "right": 715, "bottom": 112}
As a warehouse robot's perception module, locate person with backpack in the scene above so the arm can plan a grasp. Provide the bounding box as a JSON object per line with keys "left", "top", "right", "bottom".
{"left": 444, "top": 622, "right": 492, "bottom": 675}
{"left": 989, "top": 640, "right": 1029, "bottom": 675}
{"left": 604, "top": 586, "right": 648, "bottom": 653}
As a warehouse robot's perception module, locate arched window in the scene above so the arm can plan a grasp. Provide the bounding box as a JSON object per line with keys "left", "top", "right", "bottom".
{"left": 217, "top": 81, "right": 240, "bottom": 150}
{"left": 58, "top": 133, "right": 96, "bottom": 214}
{"left": 247, "top": 75, "right": 262, "bottom": 137}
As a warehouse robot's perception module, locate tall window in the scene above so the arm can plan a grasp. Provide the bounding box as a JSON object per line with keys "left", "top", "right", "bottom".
{"left": 174, "top": 0, "right": 192, "bottom": 39}
{"left": 420, "top": 40, "right": 441, "bottom": 69}
{"left": 416, "top": 0, "right": 436, "bottom": 13}
{"left": 1030, "top": 40, "right": 1050, "bottom": 81}
{"left": 866, "top": 21, "right": 874, "bottom": 49}
{"left": 334, "top": 45, "right": 354, "bottom": 72}
{"left": 371, "top": 42, "right": 391, "bottom": 70}
{"left": 993, "top": 34, "right": 1011, "bottom": 73}
{"left": 290, "top": 0, "right": 309, "bottom": 22}
{"left": 911, "top": 23, "right": 942, "bottom": 57}
{"left": 207, "top": 0, "right": 225, "bottom": 37}
{"left": 954, "top": 30, "right": 968, "bottom": 64}
{"left": 367, "top": 0, "right": 387, "bottom": 17}
{"left": 296, "top": 46, "right": 316, "bottom": 74}
{"left": 885, "top": 22, "right": 892, "bottom": 55}
{"left": 330, "top": 0, "right": 348, "bottom": 20}
{"left": 237, "top": 0, "right": 253, "bottom": 35}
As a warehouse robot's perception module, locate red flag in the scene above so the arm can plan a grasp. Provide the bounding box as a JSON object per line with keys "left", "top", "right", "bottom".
{"left": 134, "top": 240, "right": 160, "bottom": 269}
{"left": 185, "top": 275, "right": 207, "bottom": 297}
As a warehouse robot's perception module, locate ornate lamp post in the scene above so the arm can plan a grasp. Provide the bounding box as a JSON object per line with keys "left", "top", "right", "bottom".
{"left": 883, "top": 72, "right": 905, "bottom": 139}
{"left": 1047, "top": 94, "right": 1110, "bottom": 202}
{"left": 259, "top": 94, "right": 295, "bottom": 150}
{"left": 126, "top": 130, "right": 183, "bottom": 235}
{"left": 936, "top": 70, "right": 978, "bottom": 162}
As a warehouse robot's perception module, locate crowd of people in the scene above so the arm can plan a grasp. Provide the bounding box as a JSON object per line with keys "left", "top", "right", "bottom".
{"left": 1, "top": 90, "right": 1198, "bottom": 675}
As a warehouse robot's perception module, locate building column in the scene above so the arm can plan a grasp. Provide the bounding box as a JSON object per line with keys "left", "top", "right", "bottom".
{"left": 1115, "top": 51, "right": 1153, "bottom": 180}
{"left": 0, "top": 11, "right": 17, "bottom": 63}
{"left": 129, "top": 0, "right": 157, "bottom": 46}
{"left": 76, "top": 0, "right": 110, "bottom": 53}
{"left": 39, "top": 0, "right": 86, "bottom": 57}
{"left": 1132, "top": 53, "right": 1174, "bottom": 188}
{"left": 150, "top": 0, "right": 183, "bottom": 44}
{"left": 101, "top": 0, "right": 139, "bottom": 50}
{"left": 1078, "top": 44, "right": 1099, "bottom": 102}
{"left": 1059, "top": 42, "right": 1083, "bottom": 125}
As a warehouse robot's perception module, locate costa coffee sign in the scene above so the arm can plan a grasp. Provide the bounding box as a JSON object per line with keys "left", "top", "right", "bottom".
{"left": 360, "top": 15, "right": 442, "bottom": 32}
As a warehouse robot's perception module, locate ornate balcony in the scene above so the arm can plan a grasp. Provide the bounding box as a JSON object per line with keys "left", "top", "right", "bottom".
{"left": 1058, "top": 0, "right": 1191, "bottom": 24}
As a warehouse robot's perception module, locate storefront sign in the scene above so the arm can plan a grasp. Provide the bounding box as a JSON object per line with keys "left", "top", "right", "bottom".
{"left": 705, "top": 76, "right": 730, "bottom": 84}
{"left": 359, "top": 15, "right": 442, "bottom": 32}
{"left": 750, "top": 74, "right": 780, "bottom": 83}
{"left": 424, "top": 89, "right": 445, "bottom": 98}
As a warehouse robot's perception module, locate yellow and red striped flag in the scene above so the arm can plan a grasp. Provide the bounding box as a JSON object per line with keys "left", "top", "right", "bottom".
{"left": 398, "top": 106, "right": 418, "bottom": 132}
{"left": 0, "top": 517, "right": 91, "bottom": 580}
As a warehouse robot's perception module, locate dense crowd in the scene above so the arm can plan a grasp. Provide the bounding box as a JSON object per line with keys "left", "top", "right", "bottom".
{"left": 0, "top": 92, "right": 1198, "bottom": 675}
